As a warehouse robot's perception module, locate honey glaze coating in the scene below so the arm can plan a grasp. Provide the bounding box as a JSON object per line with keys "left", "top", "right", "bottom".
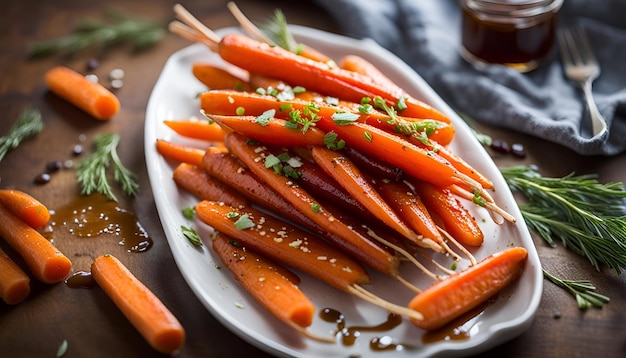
{"left": 49, "top": 193, "right": 152, "bottom": 253}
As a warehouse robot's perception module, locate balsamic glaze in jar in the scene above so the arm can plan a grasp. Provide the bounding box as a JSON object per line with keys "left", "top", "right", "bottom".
{"left": 460, "top": 0, "right": 563, "bottom": 72}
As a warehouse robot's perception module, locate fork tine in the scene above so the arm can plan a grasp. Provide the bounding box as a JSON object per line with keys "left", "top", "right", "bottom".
{"left": 573, "top": 25, "right": 597, "bottom": 65}
{"left": 557, "top": 29, "right": 573, "bottom": 65}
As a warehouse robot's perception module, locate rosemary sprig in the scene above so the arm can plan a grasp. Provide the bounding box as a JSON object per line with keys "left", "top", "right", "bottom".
{"left": 257, "top": 9, "right": 299, "bottom": 53}
{"left": 29, "top": 12, "right": 166, "bottom": 58}
{"left": 501, "top": 165, "right": 626, "bottom": 273}
{"left": 0, "top": 108, "right": 45, "bottom": 163}
{"left": 543, "top": 269, "right": 610, "bottom": 309}
{"left": 76, "top": 133, "right": 139, "bottom": 202}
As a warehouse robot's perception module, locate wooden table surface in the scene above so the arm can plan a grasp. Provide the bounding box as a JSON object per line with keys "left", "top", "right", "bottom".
{"left": 1, "top": 0, "right": 625, "bottom": 357}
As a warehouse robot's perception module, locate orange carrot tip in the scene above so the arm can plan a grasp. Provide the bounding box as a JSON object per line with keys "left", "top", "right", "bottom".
{"left": 91, "top": 254, "right": 185, "bottom": 354}
{"left": 163, "top": 118, "right": 226, "bottom": 142}
{"left": 0, "top": 189, "right": 51, "bottom": 229}
{"left": 408, "top": 247, "right": 528, "bottom": 331}
{"left": 0, "top": 247, "right": 31, "bottom": 305}
{"left": 45, "top": 66, "right": 120, "bottom": 120}
{"left": 0, "top": 203, "right": 72, "bottom": 284}
{"left": 155, "top": 138, "right": 205, "bottom": 167}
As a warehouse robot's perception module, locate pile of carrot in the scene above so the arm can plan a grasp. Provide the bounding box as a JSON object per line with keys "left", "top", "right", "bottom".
{"left": 154, "top": 3, "right": 528, "bottom": 339}
{"left": 0, "top": 189, "right": 72, "bottom": 304}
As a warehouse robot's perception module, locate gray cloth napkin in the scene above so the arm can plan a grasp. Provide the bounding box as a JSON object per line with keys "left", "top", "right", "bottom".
{"left": 312, "top": 0, "right": 626, "bottom": 156}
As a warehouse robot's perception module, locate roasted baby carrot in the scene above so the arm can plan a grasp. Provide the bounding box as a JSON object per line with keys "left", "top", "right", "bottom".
{"left": 225, "top": 132, "right": 400, "bottom": 276}
{"left": 91, "top": 254, "right": 185, "bottom": 354}
{"left": 0, "top": 247, "right": 30, "bottom": 305}
{"left": 44, "top": 66, "right": 120, "bottom": 120}
{"left": 212, "top": 234, "right": 316, "bottom": 330}
{"left": 0, "top": 203, "right": 72, "bottom": 284}
{"left": 173, "top": 162, "right": 248, "bottom": 207}
{"left": 156, "top": 138, "right": 205, "bottom": 167}
{"left": 310, "top": 146, "right": 436, "bottom": 251}
{"left": 208, "top": 114, "right": 326, "bottom": 147}
{"left": 408, "top": 247, "right": 528, "bottom": 331}
{"left": 413, "top": 180, "right": 485, "bottom": 247}
{"left": 192, "top": 63, "right": 251, "bottom": 91}
{"left": 373, "top": 179, "right": 444, "bottom": 250}
{"left": 197, "top": 200, "right": 422, "bottom": 321}
{"left": 0, "top": 189, "right": 50, "bottom": 229}
{"left": 164, "top": 119, "right": 226, "bottom": 142}
{"left": 200, "top": 90, "right": 455, "bottom": 145}
{"left": 216, "top": 33, "right": 450, "bottom": 122}
{"left": 196, "top": 200, "right": 370, "bottom": 291}
{"left": 340, "top": 54, "right": 400, "bottom": 92}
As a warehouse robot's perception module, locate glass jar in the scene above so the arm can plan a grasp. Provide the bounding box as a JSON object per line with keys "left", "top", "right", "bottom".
{"left": 460, "top": 0, "right": 563, "bottom": 72}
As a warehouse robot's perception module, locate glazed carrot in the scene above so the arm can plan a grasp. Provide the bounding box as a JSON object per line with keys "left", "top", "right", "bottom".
{"left": 156, "top": 139, "right": 205, "bottom": 167}
{"left": 344, "top": 146, "right": 404, "bottom": 182}
{"left": 172, "top": 162, "right": 247, "bottom": 207}
{"left": 196, "top": 200, "right": 370, "bottom": 291}
{"left": 0, "top": 204, "right": 72, "bottom": 284}
{"left": 200, "top": 90, "right": 455, "bottom": 145}
{"left": 225, "top": 132, "right": 400, "bottom": 276}
{"left": 91, "top": 254, "right": 185, "bottom": 354}
{"left": 0, "top": 247, "right": 30, "bottom": 305}
{"left": 216, "top": 33, "right": 450, "bottom": 122}
{"left": 413, "top": 180, "right": 485, "bottom": 247}
{"left": 208, "top": 114, "right": 326, "bottom": 147}
{"left": 212, "top": 234, "right": 316, "bottom": 329}
{"left": 340, "top": 54, "right": 400, "bottom": 92}
{"left": 164, "top": 119, "right": 226, "bottom": 142}
{"left": 197, "top": 200, "right": 422, "bottom": 321}
{"left": 192, "top": 63, "right": 251, "bottom": 91}
{"left": 310, "top": 146, "right": 438, "bottom": 251}
{"left": 44, "top": 66, "right": 120, "bottom": 120}
{"left": 0, "top": 189, "right": 50, "bottom": 229}
{"left": 408, "top": 247, "right": 527, "bottom": 331}
{"left": 373, "top": 179, "right": 444, "bottom": 250}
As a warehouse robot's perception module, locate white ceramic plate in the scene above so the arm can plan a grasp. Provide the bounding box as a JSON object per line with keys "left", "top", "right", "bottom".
{"left": 145, "top": 26, "right": 542, "bottom": 358}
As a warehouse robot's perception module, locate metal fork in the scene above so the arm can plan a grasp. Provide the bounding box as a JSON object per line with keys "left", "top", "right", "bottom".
{"left": 558, "top": 26, "right": 608, "bottom": 138}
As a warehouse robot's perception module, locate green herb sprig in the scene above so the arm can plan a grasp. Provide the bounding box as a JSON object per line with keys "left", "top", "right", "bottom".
{"left": 543, "top": 269, "right": 610, "bottom": 309}
{"left": 0, "top": 108, "right": 45, "bottom": 163}
{"left": 29, "top": 12, "right": 166, "bottom": 58}
{"left": 76, "top": 133, "right": 139, "bottom": 202}
{"left": 501, "top": 165, "right": 626, "bottom": 273}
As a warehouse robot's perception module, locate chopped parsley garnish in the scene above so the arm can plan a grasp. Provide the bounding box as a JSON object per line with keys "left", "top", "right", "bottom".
{"left": 324, "top": 132, "right": 345, "bottom": 150}
{"left": 331, "top": 111, "right": 360, "bottom": 125}
{"left": 234, "top": 214, "right": 255, "bottom": 230}
{"left": 181, "top": 225, "right": 202, "bottom": 246}
{"left": 255, "top": 109, "right": 275, "bottom": 126}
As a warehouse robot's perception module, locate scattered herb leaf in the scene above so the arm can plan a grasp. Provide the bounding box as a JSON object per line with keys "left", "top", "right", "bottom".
{"left": 182, "top": 206, "right": 195, "bottom": 220}
{"left": 181, "top": 225, "right": 202, "bottom": 246}
{"left": 543, "top": 269, "right": 610, "bottom": 309}
{"left": 234, "top": 214, "right": 255, "bottom": 230}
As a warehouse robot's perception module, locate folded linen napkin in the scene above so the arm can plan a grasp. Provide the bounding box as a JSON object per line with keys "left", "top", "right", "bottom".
{"left": 312, "top": 0, "right": 626, "bottom": 156}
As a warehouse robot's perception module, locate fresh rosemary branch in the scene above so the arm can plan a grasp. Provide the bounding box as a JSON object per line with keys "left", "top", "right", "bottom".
{"left": 543, "top": 269, "right": 610, "bottom": 309}
{"left": 501, "top": 165, "right": 626, "bottom": 273}
{"left": 0, "top": 108, "right": 45, "bottom": 163}
{"left": 29, "top": 12, "right": 166, "bottom": 58}
{"left": 76, "top": 133, "right": 139, "bottom": 202}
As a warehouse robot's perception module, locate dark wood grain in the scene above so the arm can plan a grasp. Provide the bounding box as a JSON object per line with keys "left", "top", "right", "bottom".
{"left": 1, "top": 1, "right": 625, "bottom": 357}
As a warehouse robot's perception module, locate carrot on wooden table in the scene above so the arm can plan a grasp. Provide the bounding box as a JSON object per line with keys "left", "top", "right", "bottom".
{"left": 0, "top": 189, "right": 50, "bottom": 229}
{"left": 0, "top": 247, "right": 30, "bottom": 305}
{"left": 0, "top": 204, "right": 72, "bottom": 284}
{"left": 413, "top": 180, "right": 485, "bottom": 247}
{"left": 225, "top": 132, "right": 400, "bottom": 277}
{"left": 45, "top": 66, "right": 120, "bottom": 120}
{"left": 155, "top": 138, "right": 206, "bottom": 167}
{"left": 192, "top": 63, "right": 251, "bottom": 91}
{"left": 91, "top": 254, "right": 185, "bottom": 354}
{"left": 164, "top": 119, "right": 226, "bottom": 142}
{"left": 211, "top": 233, "right": 330, "bottom": 340}
{"left": 408, "top": 247, "right": 528, "bottom": 331}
